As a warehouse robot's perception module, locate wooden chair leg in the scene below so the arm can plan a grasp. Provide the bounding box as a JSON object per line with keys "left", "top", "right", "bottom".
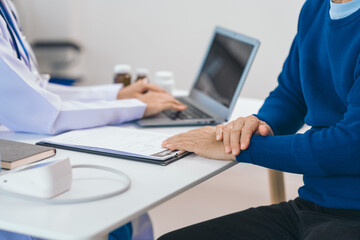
{"left": 268, "top": 169, "right": 286, "bottom": 204}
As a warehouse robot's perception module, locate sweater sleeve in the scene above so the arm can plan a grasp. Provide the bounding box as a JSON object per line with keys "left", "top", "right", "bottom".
{"left": 255, "top": 34, "right": 307, "bottom": 136}
{"left": 237, "top": 63, "right": 360, "bottom": 177}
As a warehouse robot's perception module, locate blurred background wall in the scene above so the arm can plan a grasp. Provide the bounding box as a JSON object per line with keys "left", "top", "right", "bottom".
{"left": 12, "top": 0, "right": 305, "bottom": 99}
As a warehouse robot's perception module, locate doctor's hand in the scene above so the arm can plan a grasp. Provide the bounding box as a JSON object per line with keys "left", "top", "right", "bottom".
{"left": 137, "top": 91, "right": 186, "bottom": 117}
{"left": 216, "top": 115, "right": 273, "bottom": 156}
{"left": 117, "top": 81, "right": 166, "bottom": 100}
{"left": 162, "top": 126, "right": 236, "bottom": 161}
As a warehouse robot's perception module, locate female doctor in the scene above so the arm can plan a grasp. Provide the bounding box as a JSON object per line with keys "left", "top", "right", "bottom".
{"left": 0, "top": 0, "right": 185, "bottom": 239}
{"left": 0, "top": 0, "right": 185, "bottom": 135}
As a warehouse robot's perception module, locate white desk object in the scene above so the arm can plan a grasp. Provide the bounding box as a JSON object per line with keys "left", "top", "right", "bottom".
{"left": 0, "top": 97, "right": 270, "bottom": 240}
{"left": 0, "top": 158, "right": 72, "bottom": 199}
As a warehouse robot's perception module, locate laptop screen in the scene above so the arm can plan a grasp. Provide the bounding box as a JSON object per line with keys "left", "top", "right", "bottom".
{"left": 193, "top": 33, "right": 254, "bottom": 107}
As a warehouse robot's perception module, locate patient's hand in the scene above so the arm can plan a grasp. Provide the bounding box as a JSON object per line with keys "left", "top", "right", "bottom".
{"left": 215, "top": 115, "right": 273, "bottom": 156}
{"left": 117, "top": 81, "right": 166, "bottom": 99}
{"left": 162, "top": 126, "right": 236, "bottom": 161}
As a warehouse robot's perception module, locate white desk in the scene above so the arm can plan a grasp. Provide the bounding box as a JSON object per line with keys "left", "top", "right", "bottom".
{"left": 0, "top": 97, "right": 266, "bottom": 240}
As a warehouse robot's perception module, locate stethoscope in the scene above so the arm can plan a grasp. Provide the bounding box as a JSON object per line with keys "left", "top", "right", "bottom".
{"left": 0, "top": 1, "right": 29, "bottom": 64}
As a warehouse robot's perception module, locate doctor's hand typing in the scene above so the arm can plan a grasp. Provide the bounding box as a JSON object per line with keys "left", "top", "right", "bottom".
{"left": 137, "top": 91, "right": 186, "bottom": 117}
{"left": 116, "top": 80, "right": 186, "bottom": 117}
{"left": 116, "top": 80, "right": 166, "bottom": 99}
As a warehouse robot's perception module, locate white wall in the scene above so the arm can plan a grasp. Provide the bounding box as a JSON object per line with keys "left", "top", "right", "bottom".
{"left": 13, "top": 0, "right": 71, "bottom": 39}
{"left": 13, "top": 0, "right": 305, "bottom": 99}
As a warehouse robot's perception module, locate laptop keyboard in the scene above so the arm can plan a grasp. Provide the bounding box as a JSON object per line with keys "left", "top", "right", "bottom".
{"left": 163, "top": 99, "right": 212, "bottom": 120}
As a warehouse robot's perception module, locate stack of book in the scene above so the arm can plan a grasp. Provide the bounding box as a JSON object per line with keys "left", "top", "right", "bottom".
{"left": 0, "top": 139, "right": 56, "bottom": 170}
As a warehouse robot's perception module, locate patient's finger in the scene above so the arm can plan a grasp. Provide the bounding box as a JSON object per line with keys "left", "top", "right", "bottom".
{"left": 223, "top": 123, "right": 234, "bottom": 154}
{"left": 230, "top": 124, "right": 242, "bottom": 155}
{"left": 162, "top": 132, "right": 189, "bottom": 147}
{"left": 215, "top": 125, "right": 225, "bottom": 141}
{"left": 240, "top": 119, "right": 259, "bottom": 150}
{"left": 166, "top": 141, "right": 196, "bottom": 152}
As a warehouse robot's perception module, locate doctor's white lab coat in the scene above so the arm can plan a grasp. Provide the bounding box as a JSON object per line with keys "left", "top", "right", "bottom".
{"left": 0, "top": 1, "right": 153, "bottom": 240}
{"left": 0, "top": 0, "right": 146, "bottom": 135}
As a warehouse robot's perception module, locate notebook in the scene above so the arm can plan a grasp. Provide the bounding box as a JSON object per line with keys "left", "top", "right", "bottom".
{"left": 137, "top": 26, "right": 260, "bottom": 127}
{"left": 0, "top": 139, "right": 56, "bottom": 169}
{"left": 36, "top": 126, "right": 191, "bottom": 166}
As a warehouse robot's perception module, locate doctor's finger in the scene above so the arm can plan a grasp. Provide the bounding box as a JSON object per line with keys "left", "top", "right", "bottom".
{"left": 155, "top": 92, "right": 183, "bottom": 104}
{"left": 162, "top": 102, "right": 187, "bottom": 112}
{"left": 215, "top": 125, "right": 225, "bottom": 141}
{"left": 142, "top": 83, "right": 167, "bottom": 93}
{"left": 169, "top": 97, "right": 186, "bottom": 107}
{"left": 162, "top": 95, "right": 187, "bottom": 109}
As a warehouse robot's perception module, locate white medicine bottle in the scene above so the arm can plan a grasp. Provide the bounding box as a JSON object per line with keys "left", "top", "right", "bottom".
{"left": 154, "top": 71, "right": 175, "bottom": 94}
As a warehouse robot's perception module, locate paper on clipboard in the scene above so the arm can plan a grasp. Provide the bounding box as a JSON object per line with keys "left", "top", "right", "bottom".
{"left": 37, "top": 126, "right": 185, "bottom": 161}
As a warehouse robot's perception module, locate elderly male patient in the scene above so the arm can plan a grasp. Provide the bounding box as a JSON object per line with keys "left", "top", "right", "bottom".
{"left": 159, "top": 0, "right": 360, "bottom": 239}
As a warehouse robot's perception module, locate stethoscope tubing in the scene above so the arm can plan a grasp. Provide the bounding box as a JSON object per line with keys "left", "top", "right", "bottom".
{"left": 0, "top": 2, "right": 29, "bottom": 63}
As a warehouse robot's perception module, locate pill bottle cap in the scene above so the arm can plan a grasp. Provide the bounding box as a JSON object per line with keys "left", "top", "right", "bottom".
{"left": 136, "top": 68, "right": 149, "bottom": 76}
{"left": 114, "top": 64, "right": 132, "bottom": 74}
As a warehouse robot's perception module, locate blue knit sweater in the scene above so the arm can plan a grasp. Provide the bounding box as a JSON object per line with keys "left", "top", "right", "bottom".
{"left": 236, "top": 0, "right": 360, "bottom": 210}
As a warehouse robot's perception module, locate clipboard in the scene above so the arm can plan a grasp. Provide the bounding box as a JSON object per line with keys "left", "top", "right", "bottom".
{"left": 36, "top": 126, "right": 192, "bottom": 166}
{"left": 36, "top": 141, "right": 191, "bottom": 166}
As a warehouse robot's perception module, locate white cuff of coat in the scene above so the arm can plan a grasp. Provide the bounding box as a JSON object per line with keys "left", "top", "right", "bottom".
{"left": 46, "top": 83, "right": 123, "bottom": 102}
{"left": 103, "top": 83, "right": 123, "bottom": 100}
{"left": 51, "top": 98, "right": 147, "bottom": 134}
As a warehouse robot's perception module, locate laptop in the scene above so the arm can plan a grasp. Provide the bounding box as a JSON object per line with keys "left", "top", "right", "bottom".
{"left": 137, "top": 26, "right": 260, "bottom": 127}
